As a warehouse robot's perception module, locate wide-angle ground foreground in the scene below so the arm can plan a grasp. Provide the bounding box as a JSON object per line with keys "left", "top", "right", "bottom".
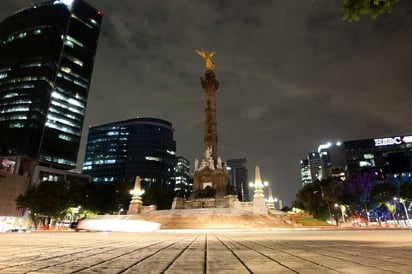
{"left": 0, "top": 229, "right": 411, "bottom": 273}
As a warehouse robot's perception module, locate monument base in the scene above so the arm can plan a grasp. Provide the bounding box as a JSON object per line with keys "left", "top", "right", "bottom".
{"left": 127, "top": 201, "right": 143, "bottom": 215}
{"left": 252, "top": 196, "right": 268, "bottom": 215}
{"left": 192, "top": 167, "right": 230, "bottom": 199}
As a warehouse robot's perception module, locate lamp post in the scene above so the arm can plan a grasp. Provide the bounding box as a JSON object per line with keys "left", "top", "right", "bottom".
{"left": 249, "top": 165, "right": 269, "bottom": 214}
{"left": 394, "top": 197, "right": 410, "bottom": 227}
{"left": 128, "top": 176, "right": 145, "bottom": 214}
{"left": 334, "top": 203, "right": 345, "bottom": 223}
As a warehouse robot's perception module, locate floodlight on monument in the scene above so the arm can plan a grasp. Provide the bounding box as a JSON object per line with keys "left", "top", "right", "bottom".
{"left": 130, "top": 176, "right": 145, "bottom": 196}
{"left": 250, "top": 165, "right": 267, "bottom": 199}
{"left": 334, "top": 203, "right": 346, "bottom": 223}
{"left": 130, "top": 189, "right": 145, "bottom": 196}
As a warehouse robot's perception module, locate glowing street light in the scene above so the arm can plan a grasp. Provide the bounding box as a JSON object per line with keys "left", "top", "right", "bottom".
{"left": 249, "top": 166, "right": 269, "bottom": 197}
{"left": 250, "top": 165, "right": 269, "bottom": 214}
{"left": 334, "top": 203, "right": 346, "bottom": 223}
{"left": 394, "top": 197, "right": 410, "bottom": 227}
{"left": 128, "top": 176, "right": 145, "bottom": 214}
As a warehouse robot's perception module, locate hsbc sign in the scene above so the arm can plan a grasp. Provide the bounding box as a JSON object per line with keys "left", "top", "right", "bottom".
{"left": 374, "top": 136, "right": 412, "bottom": 147}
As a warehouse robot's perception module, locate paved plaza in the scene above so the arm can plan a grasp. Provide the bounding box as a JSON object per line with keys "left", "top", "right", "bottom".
{"left": 0, "top": 229, "right": 411, "bottom": 273}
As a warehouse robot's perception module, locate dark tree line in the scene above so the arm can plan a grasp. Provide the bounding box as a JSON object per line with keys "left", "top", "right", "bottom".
{"left": 342, "top": 0, "right": 399, "bottom": 22}
{"left": 293, "top": 175, "right": 412, "bottom": 221}
{"left": 15, "top": 180, "right": 176, "bottom": 226}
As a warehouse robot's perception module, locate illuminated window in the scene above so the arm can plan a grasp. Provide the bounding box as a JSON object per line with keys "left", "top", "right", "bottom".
{"left": 10, "top": 123, "right": 24, "bottom": 128}
{"left": 58, "top": 134, "right": 74, "bottom": 141}
{"left": 145, "top": 156, "right": 162, "bottom": 162}
{"left": 71, "top": 14, "right": 93, "bottom": 29}
{"left": 66, "top": 35, "right": 84, "bottom": 48}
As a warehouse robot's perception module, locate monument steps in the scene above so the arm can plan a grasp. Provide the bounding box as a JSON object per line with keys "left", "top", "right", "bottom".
{"left": 128, "top": 208, "right": 294, "bottom": 229}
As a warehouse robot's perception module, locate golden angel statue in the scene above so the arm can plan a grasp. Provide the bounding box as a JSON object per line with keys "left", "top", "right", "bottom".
{"left": 196, "top": 49, "right": 216, "bottom": 70}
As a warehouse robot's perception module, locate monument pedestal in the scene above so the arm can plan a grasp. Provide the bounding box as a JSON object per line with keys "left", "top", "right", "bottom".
{"left": 252, "top": 196, "right": 268, "bottom": 214}
{"left": 127, "top": 199, "right": 143, "bottom": 214}
{"left": 127, "top": 176, "right": 144, "bottom": 214}
{"left": 192, "top": 167, "right": 230, "bottom": 199}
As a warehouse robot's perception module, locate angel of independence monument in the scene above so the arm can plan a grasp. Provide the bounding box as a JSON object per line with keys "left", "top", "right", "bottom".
{"left": 172, "top": 49, "right": 233, "bottom": 209}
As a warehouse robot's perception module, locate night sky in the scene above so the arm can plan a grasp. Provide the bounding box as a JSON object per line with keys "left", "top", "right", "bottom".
{"left": 1, "top": 0, "right": 412, "bottom": 206}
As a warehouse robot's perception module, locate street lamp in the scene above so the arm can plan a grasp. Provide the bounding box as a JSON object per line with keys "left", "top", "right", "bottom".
{"left": 394, "top": 197, "right": 410, "bottom": 227}
{"left": 334, "top": 203, "right": 346, "bottom": 223}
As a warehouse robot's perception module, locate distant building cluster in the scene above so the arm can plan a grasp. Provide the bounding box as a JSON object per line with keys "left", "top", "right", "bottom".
{"left": 300, "top": 135, "right": 412, "bottom": 186}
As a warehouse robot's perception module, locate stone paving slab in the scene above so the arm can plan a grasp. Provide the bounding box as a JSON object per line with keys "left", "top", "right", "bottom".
{"left": 0, "top": 230, "right": 411, "bottom": 273}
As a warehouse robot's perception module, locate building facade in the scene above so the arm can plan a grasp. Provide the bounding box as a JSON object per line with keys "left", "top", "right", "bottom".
{"left": 344, "top": 135, "right": 412, "bottom": 185}
{"left": 0, "top": 0, "right": 102, "bottom": 175}
{"left": 0, "top": 0, "right": 100, "bottom": 228}
{"left": 300, "top": 152, "right": 323, "bottom": 185}
{"left": 226, "top": 158, "right": 250, "bottom": 201}
{"left": 301, "top": 135, "right": 412, "bottom": 186}
{"left": 174, "top": 156, "right": 191, "bottom": 196}
{"left": 82, "top": 117, "right": 177, "bottom": 191}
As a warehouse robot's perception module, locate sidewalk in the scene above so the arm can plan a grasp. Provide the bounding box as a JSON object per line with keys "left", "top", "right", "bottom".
{"left": 0, "top": 229, "right": 411, "bottom": 273}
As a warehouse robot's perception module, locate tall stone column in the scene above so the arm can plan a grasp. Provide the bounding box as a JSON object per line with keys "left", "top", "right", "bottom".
{"left": 201, "top": 70, "right": 219, "bottom": 164}
{"left": 192, "top": 49, "right": 230, "bottom": 202}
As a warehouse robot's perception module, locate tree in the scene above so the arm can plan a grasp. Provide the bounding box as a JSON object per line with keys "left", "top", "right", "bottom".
{"left": 384, "top": 201, "right": 397, "bottom": 223}
{"left": 349, "top": 172, "right": 376, "bottom": 204}
{"left": 16, "top": 180, "right": 70, "bottom": 226}
{"left": 293, "top": 180, "right": 329, "bottom": 220}
{"left": 400, "top": 181, "right": 412, "bottom": 200}
{"left": 369, "top": 182, "right": 399, "bottom": 203}
{"left": 320, "top": 178, "right": 344, "bottom": 219}
{"left": 142, "top": 184, "right": 174, "bottom": 210}
{"left": 342, "top": 0, "right": 399, "bottom": 22}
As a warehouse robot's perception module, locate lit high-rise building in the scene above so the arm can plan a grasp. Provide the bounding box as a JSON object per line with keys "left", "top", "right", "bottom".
{"left": 82, "top": 117, "right": 177, "bottom": 191}
{"left": 318, "top": 142, "right": 345, "bottom": 179}
{"left": 299, "top": 158, "right": 312, "bottom": 186}
{"left": 174, "top": 156, "right": 191, "bottom": 196}
{"left": 0, "top": 0, "right": 101, "bottom": 227}
{"left": 0, "top": 0, "right": 102, "bottom": 176}
{"left": 226, "top": 158, "right": 250, "bottom": 201}
{"left": 301, "top": 135, "right": 412, "bottom": 186}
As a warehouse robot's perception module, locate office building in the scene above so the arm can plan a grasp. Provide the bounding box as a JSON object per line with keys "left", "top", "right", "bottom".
{"left": 318, "top": 142, "right": 346, "bottom": 180}
{"left": 299, "top": 158, "right": 312, "bottom": 186}
{"left": 83, "top": 117, "right": 177, "bottom": 191}
{"left": 301, "top": 135, "right": 412, "bottom": 186}
{"left": 0, "top": 0, "right": 102, "bottom": 175}
{"left": 226, "top": 158, "right": 250, "bottom": 201}
{"left": 174, "top": 156, "right": 191, "bottom": 196}
{"left": 0, "top": 0, "right": 101, "bottom": 229}
{"left": 344, "top": 135, "right": 412, "bottom": 185}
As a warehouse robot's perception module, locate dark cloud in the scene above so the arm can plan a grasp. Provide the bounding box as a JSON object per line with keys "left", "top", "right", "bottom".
{"left": 1, "top": 0, "right": 412, "bottom": 206}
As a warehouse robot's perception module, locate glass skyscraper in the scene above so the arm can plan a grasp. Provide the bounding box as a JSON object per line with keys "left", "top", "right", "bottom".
{"left": 0, "top": 0, "right": 102, "bottom": 174}
{"left": 174, "top": 156, "right": 191, "bottom": 196}
{"left": 226, "top": 158, "right": 250, "bottom": 201}
{"left": 83, "top": 117, "right": 177, "bottom": 191}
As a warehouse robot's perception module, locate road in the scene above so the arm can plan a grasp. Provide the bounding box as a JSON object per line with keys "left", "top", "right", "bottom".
{"left": 0, "top": 229, "right": 411, "bottom": 273}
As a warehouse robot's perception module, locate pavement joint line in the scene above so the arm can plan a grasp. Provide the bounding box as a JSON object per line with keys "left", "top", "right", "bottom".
{"left": 204, "top": 232, "right": 207, "bottom": 274}
{"left": 213, "top": 234, "right": 254, "bottom": 273}
{"left": 2, "top": 238, "right": 167, "bottom": 273}
{"left": 216, "top": 234, "right": 302, "bottom": 274}
{"left": 116, "top": 235, "right": 196, "bottom": 274}
{"left": 80, "top": 238, "right": 182, "bottom": 274}
{"left": 158, "top": 233, "right": 202, "bottom": 272}
{"left": 1, "top": 230, "right": 412, "bottom": 273}
{"left": 268, "top": 241, "right": 406, "bottom": 274}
